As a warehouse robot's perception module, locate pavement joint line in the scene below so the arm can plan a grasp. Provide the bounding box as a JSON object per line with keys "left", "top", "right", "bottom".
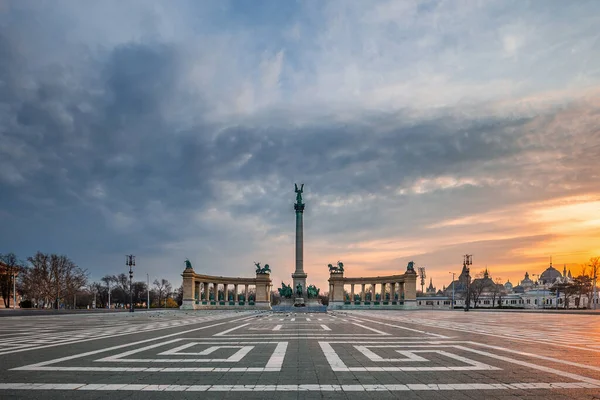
{"left": 347, "top": 311, "right": 600, "bottom": 352}
{"left": 454, "top": 345, "right": 600, "bottom": 386}
{"left": 10, "top": 315, "right": 254, "bottom": 371}
{"left": 0, "top": 312, "right": 256, "bottom": 356}
{"left": 347, "top": 316, "right": 449, "bottom": 338}
{"left": 467, "top": 341, "right": 600, "bottom": 373}
{"left": 1, "top": 382, "right": 599, "bottom": 392}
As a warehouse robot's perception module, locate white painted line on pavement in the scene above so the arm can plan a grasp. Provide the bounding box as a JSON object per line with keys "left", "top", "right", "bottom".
{"left": 0, "top": 313, "right": 256, "bottom": 356}
{"left": 11, "top": 317, "right": 254, "bottom": 371}
{"left": 351, "top": 323, "right": 390, "bottom": 335}
{"left": 347, "top": 316, "right": 449, "bottom": 338}
{"left": 2, "top": 382, "right": 597, "bottom": 392}
{"left": 213, "top": 323, "right": 250, "bottom": 336}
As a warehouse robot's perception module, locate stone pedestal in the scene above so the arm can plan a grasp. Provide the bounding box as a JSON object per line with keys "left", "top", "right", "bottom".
{"left": 180, "top": 267, "right": 196, "bottom": 310}
{"left": 180, "top": 299, "right": 195, "bottom": 310}
{"left": 294, "top": 297, "right": 305, "bottom": 306}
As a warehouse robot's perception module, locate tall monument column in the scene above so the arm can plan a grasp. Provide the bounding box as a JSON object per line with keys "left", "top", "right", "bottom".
{"left": 292, "top": 183, "right": 307, "bottom": 296}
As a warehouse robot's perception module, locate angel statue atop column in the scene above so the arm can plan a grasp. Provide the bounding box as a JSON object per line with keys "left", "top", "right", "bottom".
{"left": 294, "top": 183, "right": 304, "bottom": 205}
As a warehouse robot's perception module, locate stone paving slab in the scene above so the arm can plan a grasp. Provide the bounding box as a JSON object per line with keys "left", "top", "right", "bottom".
{"left": 0, "top": 310, "right": 599, "bottom": 399}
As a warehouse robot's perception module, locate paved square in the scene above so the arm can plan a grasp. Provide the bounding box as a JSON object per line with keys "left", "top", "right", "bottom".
{"left": 1, "top": 309, "right": 600, "bottom": 399}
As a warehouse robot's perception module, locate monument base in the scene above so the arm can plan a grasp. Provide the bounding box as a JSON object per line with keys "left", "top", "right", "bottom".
{"left": 294, "top": 297, "right": 305, "bottom": 306}
{"left": 272, "top": 297, "right": 326, "bottom": 313}
{"left": 180, "top": 299, "right": 195, "bottom": 310}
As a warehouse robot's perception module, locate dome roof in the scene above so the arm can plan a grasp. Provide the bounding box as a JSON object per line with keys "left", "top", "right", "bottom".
{"left": 504, "top": 280, "right": 513, "bottom": 290}
{"left": 540, "top": 265, "right": 562, "bottom": 284}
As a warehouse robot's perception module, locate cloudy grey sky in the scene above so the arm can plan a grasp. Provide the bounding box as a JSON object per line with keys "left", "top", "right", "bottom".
{"left": 1, "top": 0, "right": 600, "bottom": 291}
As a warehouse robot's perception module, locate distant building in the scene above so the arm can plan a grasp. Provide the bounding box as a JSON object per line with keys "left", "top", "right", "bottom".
{"left": 425, "top": 278, "right": 436, "bottom": 295}
{"left": 416, "top": 260, "right": 597, "bottom": 310}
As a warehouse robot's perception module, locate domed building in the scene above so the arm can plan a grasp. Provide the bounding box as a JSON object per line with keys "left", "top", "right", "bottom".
{"left": 539, "top": 263, "right": 562, "bottom": 286}
{"left": 520, "top": 272, "right": 534, "bottom": 289}
{"left": 504, "top": 280, "right": 513, "bottom": 293}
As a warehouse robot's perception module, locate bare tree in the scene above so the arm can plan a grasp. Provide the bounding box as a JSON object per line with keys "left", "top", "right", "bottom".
{"left": 588, "top": 257, "right": 599, "bottom": 307}
{"left": 0, "top": 253, "right": 25, "bottom": 308}
{"left": 491, "top": 278, "right": 505, "bottom": 308}
{"left": 153, "top": 279, "right": 172, "bottom": 307}
{"left": 175, "top": 284, "right": 183, "bottom": 306}
{"left": 21, "top": 252, "right": 88, "bottom": 309}
{"left": 132, "top": 281, "right": 147, "bottom": 305}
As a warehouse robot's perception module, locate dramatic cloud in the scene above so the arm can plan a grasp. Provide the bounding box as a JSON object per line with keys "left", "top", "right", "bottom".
{"left": 1, "top": 0, "right": 600, "bottom": 290}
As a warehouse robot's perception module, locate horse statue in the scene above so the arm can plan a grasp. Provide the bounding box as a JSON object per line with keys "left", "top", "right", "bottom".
{"left": 307, "top": 284, "right": 320, "bottom": 298}
{"left": 184, "top": 259, "right": 193, "bottom": 269}
{"left": 406, "top": 261, "right": 415, "bottom": 272}
{"left": 328, "top": 261, "right": 344, "bottom": 273}
{"left": 254, "top": 262, "right": 271, "bottom": 274}
{"left": 278, "top": 282, "right": 293, "bottom": 298}
{"left": 295, "top": 283, "right": 303, "bottom": 297}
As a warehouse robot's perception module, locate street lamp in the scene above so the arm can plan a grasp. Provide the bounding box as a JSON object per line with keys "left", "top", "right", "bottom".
{"left": 13, "top": 270, "right": 17, "bottom": 310}
{"left": 532, "top": 273, "right": 541, "bottom": 309}
{"left": 463, "top": 254, "right": 472, "bottom": 312}
{"left": 590, "top": 263, "right": 598, "bottom": 311}
{"left": 449, "top": 272, "right": 455, "bottom": 310}
{"left": 126, "top": 255, "right": 135, "bottom": 313}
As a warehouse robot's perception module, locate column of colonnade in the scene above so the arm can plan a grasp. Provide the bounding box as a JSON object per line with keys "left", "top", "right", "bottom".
{"left": 196, "top": 281, "right": 263, "bottom": 305}
{"left": 328, "top": 279, "right": 410, "bottom": 307}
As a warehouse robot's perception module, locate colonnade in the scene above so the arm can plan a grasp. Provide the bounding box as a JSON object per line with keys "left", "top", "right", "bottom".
{"left": 328, "top": 265, "right": 417, "bottom": 309}
{"left": 180, "top": 266, "right": 272, "bottom": 310}
{"left": 328, "top": 282, "right": 407, "bottom": 303}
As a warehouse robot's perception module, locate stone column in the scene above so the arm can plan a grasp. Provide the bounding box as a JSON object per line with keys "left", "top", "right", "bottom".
{"left": 292, "top": 186, "right": 307, "bottom": 296}
{"left": 245, "top": 284, "right": 249, "bottom": 305}
{"left": 224, "top": 284, "right": 229, "bottom": 303}
{"left": 234, "top": 284, "right": 239, "bottom": 302}
{"left": 361, "top": 284, "right": 365, "bottom": 302}
{"left": 350, "top": 284, "right": 355, "bottom": 303}
{"left": 381, "top": 282, "right": 386, "bottom": 302}
{"left": 194, "top": 281, "right": 200, "bottom": 302}
{"left": 391, "top": 282, "right": 396, "bottom": 301}
{"left": 213, "top": 283, "right": 218, "bottom": 303}
{"left": 372, "top": 284, "right": 376, "bottom": 301}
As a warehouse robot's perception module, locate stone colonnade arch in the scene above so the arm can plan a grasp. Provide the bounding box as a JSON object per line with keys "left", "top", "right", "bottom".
{"left": 180, "top": 266, "right": 272, "bottom": 310}
{"left": 328, "top": 264, "right": 417, "bottom": 309}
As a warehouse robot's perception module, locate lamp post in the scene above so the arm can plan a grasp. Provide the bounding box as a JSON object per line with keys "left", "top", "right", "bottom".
{"left": 590, "top": 263, "right": 598, "bottom": 311}
{"left": 147, "top": 273, "right": 150, "bottom": 310}
{"left": 532, "top": 273, "right": 540, "bottom": 309}
{"left": 126, "top": 255, "right": 135, "bottom": 312}
{"left": 107, "top": 281, "right": 111, "bottom": 310}
{"left": 13, "top": 270, "right": 17, "bottom": 310}
{"left": 464, "top": 254, "right": 472, "bottom": 312}
{"left": 449, "top": 272, "right": 455, "bottom": 310}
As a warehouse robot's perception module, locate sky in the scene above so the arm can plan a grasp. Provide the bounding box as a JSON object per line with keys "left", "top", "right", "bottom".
{"left": 1, "top": 0, "right": 600, "bottom": 292}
